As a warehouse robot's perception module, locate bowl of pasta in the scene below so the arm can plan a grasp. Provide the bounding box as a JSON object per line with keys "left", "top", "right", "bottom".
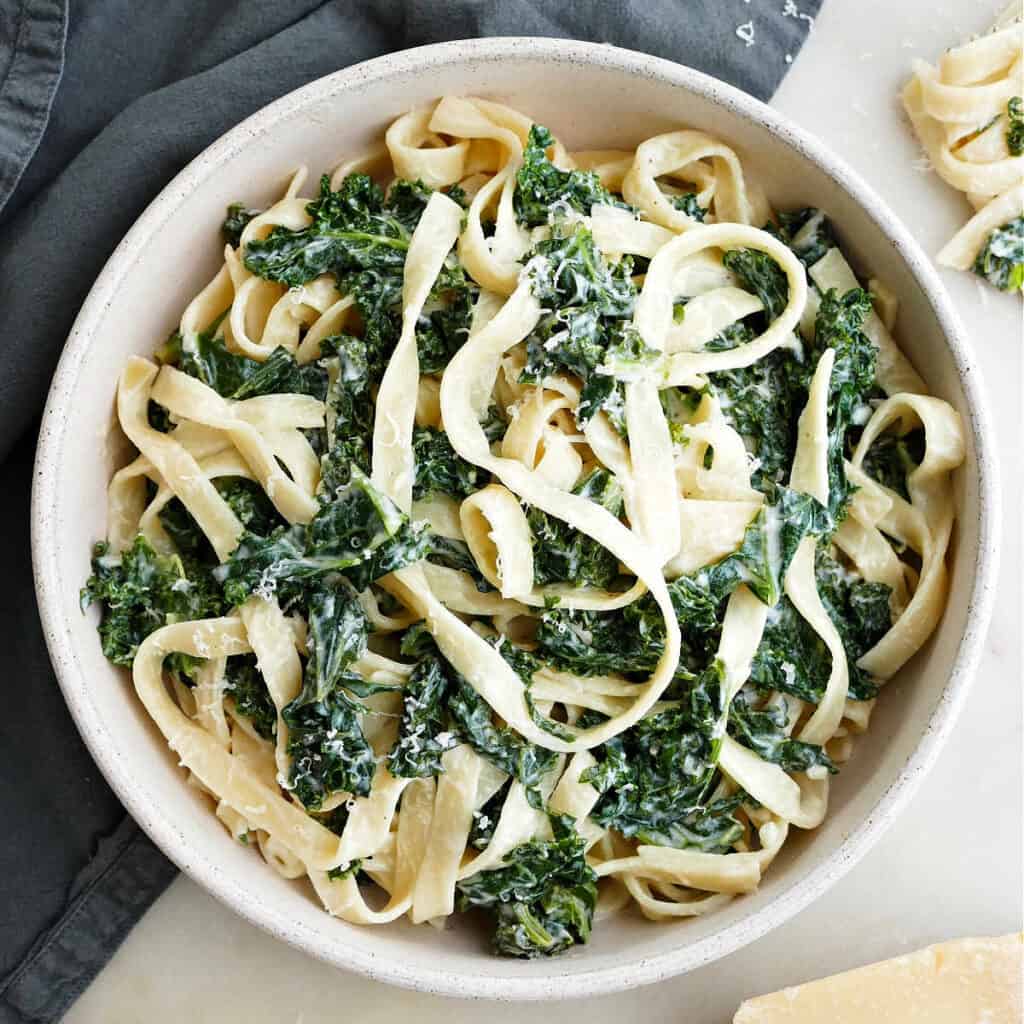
{"left": 32, "top": 37, "right": 998, "bottom": 999}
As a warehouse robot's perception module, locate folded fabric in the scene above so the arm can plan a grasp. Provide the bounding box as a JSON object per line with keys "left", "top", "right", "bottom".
{"left": 0, "top": 1, "right": 821, "bottom": 1020}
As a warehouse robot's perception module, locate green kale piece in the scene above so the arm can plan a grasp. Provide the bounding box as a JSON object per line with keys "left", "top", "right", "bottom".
{"left": 1006, "top": 96, "right": 1024, "bottom": 157}
{"left": 709, "top": 339, "right": 804, "bottom": 488}
{"left": 81, "top": 535, "right": 225, "bottom": 666}
{"left": 672, "top": 192, "right": 707, "bottom": 222}
{"left": 242, "top": 174, "right": 415, "bottom": 287}
{"left": 456, "top": 814, "right": 597, "bottom": 958}
{"left": 175, "top": 329, "right": 328, "bottom": 401}
{"left": 224, "top": 654, "right": 277, "bottom": 740}
{"left": 412, "top": 426, "right": 482, "bottom": 500}
{"left": 279, "top": 579, "right": 376, "bottom": 808}
{"left": 222, "top": 203, "right": 262, "bottom": 248}
{"left": 749, "top": 548, "right": 890, "bottom": 705}
{"left": 159, "top": 477, "right": 285, "bottom": 561}
{"left": 580, "top": 666, "right": 744, "bottom": 850}
{"left": 528, "top": 468, "right": 623, "bottom": 589}
{"left": 514, "top": 124, "right": 625, "bottom": 227}
{"left": 727, "top": 688, "right": 835, "bottom": 774}
{"left": 814, "top": 547, "right": 892, "bottom": 699}
{"left": 520, "top": 224, "right": 639, "bottom": 432}
{"left": 392, "top": 626, "right": 557, "bottom": 806}
{"left": 860, "top": 430, "right": 923, "bottom": 502}
{"left": 772, "top": 208, "right": 836, "bottom": 268}
{"left": 387, "top": 653, "right": 457, "bottom": 778}
{"left": 468, "top": 780, "right": 511, "bottom": 850}
{"left": 318, "top": 335, "right": 374, "bottom": 493}
{"left": 425, "top": 534, "right": 494, "bottom": 592}
{"left": 722, "top": 248, "right": 789, "bottom": 321}
{"left": 283, "top": 688, "right": 376, "bottom": 808}
{"left": 215, "top": 467, "right": 429, "bottom": 606}
{"left": 448, "top": 677, "right": 557, "bottom": 810}
{"left": 417, "top": 277, "right": 477, "bottom": 374}
{"left": 973, "top": 217, "right": 1024, "bottom": 292}
{"left": 290, "top": 578, "right": 370, "bottom": 707}
{"left": 809, "top": 288, "right": 878, "bottom": 525}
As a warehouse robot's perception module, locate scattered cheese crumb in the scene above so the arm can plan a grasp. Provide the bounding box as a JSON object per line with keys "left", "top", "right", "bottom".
{"left": 736, "top": 21, "right": 756, "bottom": 47}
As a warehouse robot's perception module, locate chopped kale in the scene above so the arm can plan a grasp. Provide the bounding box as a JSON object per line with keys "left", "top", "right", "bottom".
{"left": 387, "top": 653, "right": 457, "bottom": 778}
{"left": 225, "top": 654, "right": 277, "bottom": 740}
{"left": 772, "top": 208, "right": 836, "bottom": 268}
{"left": 456, "top": 814, "right": 597, "bottom": 958}
{"left": 973, "top": 217, "right": 1024, "bottom": 292}
{"left": 521, "top": 224, "right": 638, "bottom": 432}
{"left": 417, "top": 279, "right": 477, "bottom": 374}
{"left": 728, "top": 688, "right": 835, "bottom": 774}
{"left": 514, "top": 124, "right": 625, "bottom": 227}
{"left": 243, "top": 174, "right": 416, "bottom": 288}
{"left": 528, "top": 469, "right": 623, "bottom": 589}
{"left": 860, "top": 430, "right": 924, "bottom": 502}
{"left": 722, "top": 248, "right": 789, "bottom": 322}
{"left": 216, "top": 467, "right": 429, "bottom": 607}
{"left": 671, "top": 191, "right": 707, "bottom": 222}
{"left": 809, "top": 288, "right": 878, "bottom": 525}
{"left": 412, "top": 426, "right": 482, "bottom": 500}
{"left": 425, "top": 534, "right": 494, "bottom": 592}
{"left": 318, "top": 334, "right": 374, "bottom": 493}
{"left": 1006, "top": 96, "right": 1024, "bottom": 157}
{"left": 222, "top": 203, "right": 262, "bottom": 248}
{"left": 81, "top": 535, "right": 225, "bottom": 667}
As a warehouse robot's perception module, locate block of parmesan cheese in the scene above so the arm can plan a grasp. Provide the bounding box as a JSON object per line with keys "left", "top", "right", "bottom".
{"left": 734, "top": 934, "right": 1022, "bottom": 1023}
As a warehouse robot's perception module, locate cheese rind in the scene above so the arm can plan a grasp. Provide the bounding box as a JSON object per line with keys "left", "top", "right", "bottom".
{"left": 734, "top": 933, "right": 1023, "bottom": 1023}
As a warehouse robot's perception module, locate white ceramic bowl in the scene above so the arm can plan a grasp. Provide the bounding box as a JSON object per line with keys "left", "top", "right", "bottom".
{"left": 32, "top": 37, "right": 999, "bottom": 1001}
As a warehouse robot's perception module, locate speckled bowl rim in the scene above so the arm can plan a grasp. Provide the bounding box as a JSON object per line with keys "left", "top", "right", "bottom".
{"left": 32, "top": 37, "right": 1000, "bottom": 1001}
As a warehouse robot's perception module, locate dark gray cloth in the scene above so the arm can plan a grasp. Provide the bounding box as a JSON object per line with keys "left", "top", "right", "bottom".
{"left": 0, "top": 1, "right": 821, "bottom": 1020}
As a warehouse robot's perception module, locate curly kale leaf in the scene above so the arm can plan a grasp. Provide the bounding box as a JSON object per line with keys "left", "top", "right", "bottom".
{"left": 448, "top": 677, "right": 557, "bottom": 809}
{"left": 81, "top": 536, "right": 225, "bottom": 666}
{"left": 810, "top": 288, "right": 878, "bottom": 525}
{"left": 290, "top": 578, "right": 370, "bottom": 708}
{"left": 750, "top": 548, "right": 890, "bottom": 705}
{"left": 393, "top": 626, "right": 557, "bottom": 806}
{"left": 242, "top": 174, "right": 416, "bottom": 287}
{"left": 387, "top": 653, "right": 458, "bottom": 778}
{"left": 973, "top": 217, "right": 1024, "bottom": 292}
{"left": 1006, "top": 96, "right": 1024, "bottom": 157}
{"left": 177, "top": 325, "right": 328, "bottom": 401}
{"left": 728, "top": 689, "right": 835, "bottom": 774}
{"left": 412, "top": 426, "right": 482, "bottom": 500}
{"left": 283, "top": 688, "right": 376, "bottom": 808}
{"left": 772, "top": 208, "right": 836, "bottom": 268}
{"left": 672, "top": 192, "right": 707, "bottom": 222}
{"left": 216, "top": 467, "right": 429, "bottom": 606}
{"left": 722, "top": 248, "right": 790, "bottom": 321}
{"left": 520, "top": 225, "right": 639, "bottom": 432}
{"left": 318, "top": 335, "right": 374, "bottom": 493}
{"left": 159, "top": 477, "right": 285, "bottom": 561}
{"left": 417, "top": 277, "right": 477, "bottom": 374}
{"left": 707, "top": 326, "right": 805, "bottom": 487}
{"left": 528, "top": 468, "right": 623, "bottom": 589}
{"left": 514, "top": 124, "right": 626, "bottom": 227}
{"left": 581, "top": 667, "right": 744, "bottom": 850}
{"left": 814, "top": 547, "right": 892, "bottom": 698}
{"left": 469, "top": 780, "right": 511, "bottom": 851}
{"left": 425, "top": 534, "right": 494, "bottom": 592}
{"left": 456, "top": 814, "right": 597, "bottom": 958}
{"left": 860, "top": 429, "right": 923, "bottom": 502}
{"left": 224, "top": 654, "right": 277, "bottom": 740}
{"left": 222, "top": 202, "right": 262, "bottom": 248}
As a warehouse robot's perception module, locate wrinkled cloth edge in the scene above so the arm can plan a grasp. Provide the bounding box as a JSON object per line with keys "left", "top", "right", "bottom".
{"left": 0, "top": 0, "right": 67, "bottom": 214}
{"left": 0, "top": 816, "right": 177, "bottom": 1024}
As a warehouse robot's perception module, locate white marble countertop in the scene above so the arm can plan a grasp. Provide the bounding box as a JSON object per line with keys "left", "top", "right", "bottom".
{"left": 67, "top": 2, "right": 1022, "bottom": 1021}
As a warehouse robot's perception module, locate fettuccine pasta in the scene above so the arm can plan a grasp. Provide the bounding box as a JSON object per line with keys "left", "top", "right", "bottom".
{"left": 903, "top": 2, "right": 1024, "bottom": 292}
{"left": 82, "top": 96, "right": 965, "bottom": 959}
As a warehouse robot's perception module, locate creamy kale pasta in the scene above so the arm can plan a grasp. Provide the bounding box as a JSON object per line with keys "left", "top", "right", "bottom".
{"left": 83, "top": 97, "right": 965, "bottom": 958}
{"left": 904, "top": 3, "right": 1023, "bottom": 292}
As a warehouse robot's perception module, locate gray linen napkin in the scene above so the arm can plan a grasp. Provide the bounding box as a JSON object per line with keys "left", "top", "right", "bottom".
{"left": 0, "top": 2, "right": 821, "bottom": 1020}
